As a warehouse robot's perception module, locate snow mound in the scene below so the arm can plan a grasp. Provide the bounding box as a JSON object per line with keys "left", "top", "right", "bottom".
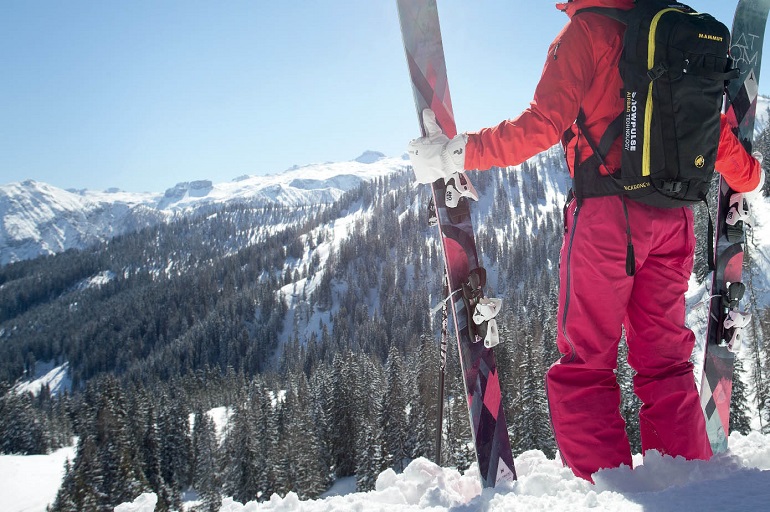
{"left": 209, "top": 432, "right": 770, "bottom": 511}
{"left": 114, "top": 493, "right": 158, "bottom": 512}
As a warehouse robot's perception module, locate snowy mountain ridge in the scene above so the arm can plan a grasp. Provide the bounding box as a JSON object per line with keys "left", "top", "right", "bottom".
{"left": 0, "top": 152, "right": 407, "bottom": 265}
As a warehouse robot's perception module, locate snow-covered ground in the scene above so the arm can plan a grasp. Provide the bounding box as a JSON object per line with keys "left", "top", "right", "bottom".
{"left": 214, "top": 432, "right": 770, "bottom": 511}
{"left": 12, "top": 361, "right": 72, "bottom": 396}
{"left": 4, "top": 431, "right": 770, "bottom": 512}
{"left": 0, "top": 444, "right": 75, "bottom": 512}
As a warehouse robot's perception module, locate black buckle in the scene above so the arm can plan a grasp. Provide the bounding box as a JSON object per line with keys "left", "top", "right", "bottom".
{"left": 647, "top": 63, "right": 668, "bottom": 81}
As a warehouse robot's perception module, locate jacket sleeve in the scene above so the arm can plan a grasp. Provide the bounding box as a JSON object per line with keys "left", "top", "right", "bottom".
{"left": 463, "top": 19, "right": 596, "bottom": 171}
{"left": 716, "top": 114, "right": 762, "bottom": 192}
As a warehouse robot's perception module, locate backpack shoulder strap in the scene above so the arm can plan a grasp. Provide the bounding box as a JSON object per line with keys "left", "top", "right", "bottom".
{"left": 575, "top": 109, "right": 623, "bottom": 175}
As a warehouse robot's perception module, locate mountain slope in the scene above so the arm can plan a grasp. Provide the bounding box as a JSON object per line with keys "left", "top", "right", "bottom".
{"left": 0, "top": 152, "right": 406, "bottom": 265}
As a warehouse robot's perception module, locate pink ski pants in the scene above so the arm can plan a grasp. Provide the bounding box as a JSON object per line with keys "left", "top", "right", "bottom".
{"left": 546, "top": 195, "right": 712, "bottom": 482}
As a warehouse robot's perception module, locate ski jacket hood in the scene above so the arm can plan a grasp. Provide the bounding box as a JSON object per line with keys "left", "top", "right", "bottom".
{"left": 556, "top": 0, "right": 635, "bottom": 17}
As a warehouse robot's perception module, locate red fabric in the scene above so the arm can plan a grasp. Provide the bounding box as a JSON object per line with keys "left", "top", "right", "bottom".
{"left": 717, "top": 115, "right": 762, "bottom": 191}
{"left": 546, "top": 195, "right": 712, "bottom": 482}
{"left": 464, "top": 0, "right": 762, "bottom": 191}
{"left": 464, "top": 0, "right": 632, "bottom": 174}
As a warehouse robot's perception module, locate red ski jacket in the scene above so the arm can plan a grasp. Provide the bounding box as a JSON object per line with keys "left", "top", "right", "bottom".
{"left": 464, "top": 0, "right": 761, "bottom": 193}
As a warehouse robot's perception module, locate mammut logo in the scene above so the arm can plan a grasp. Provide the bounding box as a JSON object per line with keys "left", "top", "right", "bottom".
{"left": 623, "top": 182, "right": 650, "bottom": 191}
{"left": 699, "top": 33, "right": 724, "bottom": 42}
{"left": 453, "top": 148, "right": 463, "bottom": 156}
{"left": 695, "top": 155, "right": 705, "bottom": 168}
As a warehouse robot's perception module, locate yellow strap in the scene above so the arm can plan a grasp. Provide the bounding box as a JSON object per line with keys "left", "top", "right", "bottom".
{"left": 643, "top": 8, "right": 683, "bottom": 177}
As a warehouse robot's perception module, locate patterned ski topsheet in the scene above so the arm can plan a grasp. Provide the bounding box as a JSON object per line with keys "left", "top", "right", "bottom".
{"left": 396, "top": 0, "right": 516, "bottom": 487}
{"left": 700, "top": 0, "right": 770, "bottom": 454}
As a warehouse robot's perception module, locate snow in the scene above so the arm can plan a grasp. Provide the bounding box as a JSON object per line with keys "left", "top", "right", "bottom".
{"left": 0, "top": 153, "right": 408, "bottom": 265}
{"left": 0, "top": 444, "right": 75, "bottom": 512}
{"left": 153, "top": 155, "right": 405, "bottom": 211}
{"left": 74, "top": 270, "right": 117, "bottom": 291}
{"left": 12, "top": 361, "right": 71, "bottom": 396}
{"left": 216, "top": 433, "right": 770, "bottom": 511}
{"left": 1, "top": 432, "right": 741, "bottom": 512}
{"left": 208, "top": 406, "right": 233, "bottom": 442}
{"left": 114, "top": 493, "right": 158, "bottom": 512}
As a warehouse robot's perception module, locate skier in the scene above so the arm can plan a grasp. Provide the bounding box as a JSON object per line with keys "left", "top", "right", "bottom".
{"left": 407, "top": 0, "right": 765, "bottom": 482}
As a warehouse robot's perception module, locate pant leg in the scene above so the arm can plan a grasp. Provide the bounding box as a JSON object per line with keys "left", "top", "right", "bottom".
{"left": 624, "top": 205, "right": 712, "bottom": 461}
{"left": 546, "top": 196, "right": 635, "bottom": 482}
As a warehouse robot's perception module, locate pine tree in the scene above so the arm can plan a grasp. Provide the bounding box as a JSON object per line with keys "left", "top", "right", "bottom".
{"left": 0, "top": 390, "right": 47, "bottom": 455}
{"left": 140, "top": 405, "right": 173, "bottom": 512}
{"left": 381, "top": 345, "right": 408, "bottom": 472}
{"left": 405, "top": 338, "right": 436, "bottom": 461}
{"left": 94, "top": 377, "right": 149, "bottom": 510}
{"left": 444, "top": 347, "right": 474, "bottom": 472}
{"left": 158, "top": 394, "right": 192, "bottom": 508}
{"left": 220, "top": 401, "right": 261, "bottom": 503}
{"left": 280, "top": 375, "right": 326, "bottom": 498}
{"left": 730, "top": 358, "right": 753, "bottom": 436}
{"left": 328, "top": 353, "right": 358, "bottom": 477}
{"left": 355, "top": 421, "right": 385, "bottom": 492}
{"left": 511, "top": 318, "right": 556, "bottom": 457}
{"left": 254, "top": 385, "right": 277, "bottom": 500}
{"left": 309, "top": 369, "right": 334, "bottom": 489}
{"left": 52, "top": 377, "right": 149, "bottom": 511}
{"left": 51, "top": 434, "right": 102, "bottom": 512}
{"left": 192, "top": 409, "right": 221, "bottom": 512}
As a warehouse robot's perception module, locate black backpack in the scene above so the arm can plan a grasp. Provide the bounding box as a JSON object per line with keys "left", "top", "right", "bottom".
{"left": 573, "top": 1, "right": 739, "bottom": 208}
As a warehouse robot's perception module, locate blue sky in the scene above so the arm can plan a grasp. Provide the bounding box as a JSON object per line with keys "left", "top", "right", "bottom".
{"left": 0, "top": 1, "right": 750, "bottom": 192}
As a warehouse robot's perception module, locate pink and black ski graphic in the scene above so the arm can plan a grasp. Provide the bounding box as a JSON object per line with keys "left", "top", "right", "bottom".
{"left": 700, "top": 0, "right": 770, "bottom": 454}
{"left": 397, "top": 0, "right": 516, "bottom": 487}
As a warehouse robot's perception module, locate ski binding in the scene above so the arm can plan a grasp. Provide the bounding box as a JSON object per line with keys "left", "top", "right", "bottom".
{"left": 724, "top": 309, "right": 751, "bottom": 353}
{"left": 462, "top": 268, "right": 503, "bottom": 347}
{"left": 473, "top": 297, "right": 502, "bottom": 348}
{"left": 725, "top": 192, "right": 752, "bottom": 242}
{"left": 444, "top": 172, "right": 479, "bottom": 208}
{"left": 717, "top": 281, "right": 751, "bottom": 353}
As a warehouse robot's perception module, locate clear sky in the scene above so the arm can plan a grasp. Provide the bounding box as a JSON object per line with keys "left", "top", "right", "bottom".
{"left": 0, "top": 1, "right": 751, "bottom": 192}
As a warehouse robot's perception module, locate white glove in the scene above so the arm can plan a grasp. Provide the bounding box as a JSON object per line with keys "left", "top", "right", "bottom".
{"left": 407, "top": 109, "right": 468, "bottom": 184}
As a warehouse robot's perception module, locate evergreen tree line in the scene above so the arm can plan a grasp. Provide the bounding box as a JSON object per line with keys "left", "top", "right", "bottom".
{"left": 0, "top": 179, "right": 391, "bottom": 387}
{"left": 0, "top": 381, "right": 71, "bottom": 455}
{"left": 41, "top": 341, "right": 477, "bottom": 510}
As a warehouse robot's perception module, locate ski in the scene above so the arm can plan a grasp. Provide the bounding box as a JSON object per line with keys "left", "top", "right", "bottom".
{"left": 396, "top": 0, "right": 516, "bottom": 487}
{"left": 700, "top": 0, "right": 770, "bottom": 454}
